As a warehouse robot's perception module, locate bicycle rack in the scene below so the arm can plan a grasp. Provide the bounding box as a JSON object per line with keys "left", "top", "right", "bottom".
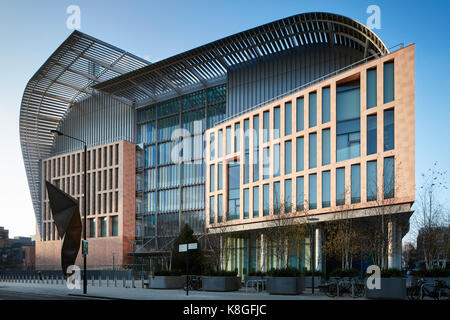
{"left": 245, "top": 279, "right": 266, "bottom": 294}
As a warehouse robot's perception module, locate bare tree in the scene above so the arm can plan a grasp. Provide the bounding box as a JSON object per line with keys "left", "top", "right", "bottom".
{"left": 410, "top": 162, "right": 449, "bottom": 269}
{"left": 204, "top": 221, "right": 233, "bottom": 271}
{"left": 264, "top": 200, "right": 309, "bottom": 270}
{"left": 323, "top": 187, "right": 360, "bottom": 270}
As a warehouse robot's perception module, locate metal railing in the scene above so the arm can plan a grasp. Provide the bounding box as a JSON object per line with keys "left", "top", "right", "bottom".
{"left": 215, "top": 43, "right": 405, "bottom": 126}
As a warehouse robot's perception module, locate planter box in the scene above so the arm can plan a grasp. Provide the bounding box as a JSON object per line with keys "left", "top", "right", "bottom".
{"left": 304, "top": 276, "right": 322, "bottom": 288}
{"left": 266, "top": 276, "right": 304, "bottom": 295}
{"left": 202, "top": 276, "right": 241, "bottom": 292}
{"left": 366, "top": 278, "right": 406, "bottom": 300}
{"left": 149, "top": 276, "right": 185, "bottom": 289}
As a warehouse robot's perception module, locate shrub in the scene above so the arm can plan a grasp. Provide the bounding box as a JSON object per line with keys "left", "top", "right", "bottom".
{"left": 153, "top": 270, "right": 183, "bottom": 276}
{"left": 330, "top": 268, "right": 359, "bottom": 278}
{"left": 266, "top": 267, "right": 301, "bottom": 277}
{"left": 248, "top": 270, "right": 266, "bottom": 277}
{"left": 413, "top": 268, "right": 450, "bottom": 278}
{"left": 203, "top": 270, "right": 238, "bottom": 277}
{"left": 303, "top": 270, "right": 324, "bottom": 277}
{"left": 380, "top": 268, "right": 404, "bottom": 278}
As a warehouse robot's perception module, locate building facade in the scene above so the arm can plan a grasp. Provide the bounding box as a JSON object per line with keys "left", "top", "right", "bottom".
{"left": 19, "top": 12, "right": 414, "bottom": 272}
{"left": 206, "top": 45, "right": 414, "bottom": 274}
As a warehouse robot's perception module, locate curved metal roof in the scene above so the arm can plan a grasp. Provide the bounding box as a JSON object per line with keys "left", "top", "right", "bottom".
{"left": 93, "top": 12, "right": 388, "bottom": 103}
{"left": 19, "top": 30, "right": 149, "bottom": 234}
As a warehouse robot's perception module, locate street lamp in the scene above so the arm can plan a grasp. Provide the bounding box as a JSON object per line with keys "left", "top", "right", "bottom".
{"left": 307, "top": 217, "right": 319, "bottom": 295}
{"left": 51, "top": 129, "right": 88, "bottom": 294}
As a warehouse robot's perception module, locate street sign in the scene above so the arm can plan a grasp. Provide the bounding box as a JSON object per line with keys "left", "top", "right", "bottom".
{"left": 82, "top": 240, "right": 88, "bottom": 256}
{"left": 188, "top": 243, "right": 197, "bottom": 250}
{"left": 179, "top": 244, "right": 187, "bottom": 252}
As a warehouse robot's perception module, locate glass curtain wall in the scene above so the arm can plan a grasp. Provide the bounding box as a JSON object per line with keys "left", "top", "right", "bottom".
{"left": 136, "top": 84, "right": 226, "bottom": 250}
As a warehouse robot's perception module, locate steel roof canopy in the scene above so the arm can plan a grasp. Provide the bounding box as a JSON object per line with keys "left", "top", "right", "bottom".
{"left": 93, "top": 12, "right": 388, "bottom": 103}
{"left": 20, "top": 30, "right": 150, "bottom": 235}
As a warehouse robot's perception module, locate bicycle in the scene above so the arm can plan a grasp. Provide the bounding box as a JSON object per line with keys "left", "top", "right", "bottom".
{"left": 183, "top": 275, "right": 202, "bottom": 291}
{"left": 321, "top": 277, "right": 365, "bottom": 298}
{"left": 407, "top": 279, "right": 449, "bottom": 300}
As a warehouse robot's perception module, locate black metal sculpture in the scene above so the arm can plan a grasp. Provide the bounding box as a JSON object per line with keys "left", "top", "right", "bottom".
{"left": 45, "top": 181, "right": 82, "bottom": 276}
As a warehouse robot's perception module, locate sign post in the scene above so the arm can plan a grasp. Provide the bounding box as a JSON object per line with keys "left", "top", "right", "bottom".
{"left": 179, "top": 242, "right": 198, "bottom": 296}
{"left": 82, "top": 240, "right": 88, "bottom": 256}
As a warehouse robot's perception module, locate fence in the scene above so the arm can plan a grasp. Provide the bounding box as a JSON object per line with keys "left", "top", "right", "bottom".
{"left": 0, "top": 270, "right": 151, "bottom": 289}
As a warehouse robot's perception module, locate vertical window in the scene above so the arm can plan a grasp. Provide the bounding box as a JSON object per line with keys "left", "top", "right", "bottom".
{"left": 273, "top": 181, "right": 280, "bottom": 214}
{"left": 244, "top": 189, "right": 249, "bottom": 219}
{"left": 383, "top": 157, "right": 395, "bottom": 199}
{"left": 218, "top": 194, "right": 223, "bottom": 222}
{"left": 285, "top": 140, "right": 292, "bottom": 174}
{"left": 263, "top": 111, "right": 270, "bottom": 143}
{"left": 274, "top": 107, "right": 280, "bottom": 139}
{"left": 226, "top": 126, "right": 231, "bottom": 154}
{"left": 309, "top": 92, "right": 317, "bottom": 128}
{"left": 111, "top": 216, "right": 118, "bottom": 236}
{"left": 253, "top": 186, "right": 259, "bottom": 218}
{"left": 263, "top": 147, "right": 270, "bottom": 180}
{"left": 309, "top": 133, "right": 317, "bottom": 169}
{"left": 367, "top": 68, "right": 377, "bottom": 108}
{"left": 284, "top": 179, "right": 292, "bottom": 212}
{"left": 322, "top": 129, "right": 330, "bottom": 165}
{"left": 218, "top": 162, "right": 223, "bottom": 190}
{"left": 367, "top": 160, "right": 377, "bottom": 201}
{"left": 263, "top": 184, "right": 270, "bottom": 216}
{"left": 322, "top": 87, "right": 330, "bottom": 123}
{"left": 218, "top": 130, "right": 223, "bottom": 157}
{"left": 296, "top": 176, "right": 304, "bottom": 211}
{"left": 296, "top": 137, "right": 304, "bottom": 172}
{"left": 351, "top": 164, "right": 361, "bottom": 204}
{"left": 210, "top": 132, "right": 215, "bottom": 160}
{"left": 285, "top": 102, "right": 292, "bottom": 136}
{"left": 253, "top": 115, "right": 259, "bottom": 182}
{"left": 309, "top": 174, "right": 317, "bottom": 209}
{"left": 367, "top": 114, "right": 377, "bottom": 155}
{"left": 336, "top": 168, "right": 345, "bottom": 205}
{"left": 273, "top": 144, "right": 280, "bottom": 177}
{"left": 235, "top": 123, "right": 240, "bottom": 152}
{"left": 384, "top": 109, "right": 394, "bottom": 151}
{"left": 244, "top": 119, "right": 250, "bottom": 184}
{"left": 210, "top": 164, "right": 215, "bottom": 192}
{"left": 322, "top": 171, "right": 331, "bottom": 208}
{"left": 336, "top": 82, "right": 361, "bottom": 161}
{"left": 228, "top": 160, "right": 240, "bottom": 220}
{"left": 89, "top": 218, "right": 96, "bottom": 238}
{"left": 384, "top": 61, "right": 394, "bottom": 103}
{"left": 210, "top": 196, "right": 215, "bottom": 224}
{"left": 100, "top": 217, "right": 107, "bottom": 237}
{"left": 296, "top": 97, "right": 304, "bottom": 132}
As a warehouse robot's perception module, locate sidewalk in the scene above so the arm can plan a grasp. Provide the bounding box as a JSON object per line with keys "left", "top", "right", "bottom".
{"left": 0, "top": 281, "right": 364, "bottom": 300}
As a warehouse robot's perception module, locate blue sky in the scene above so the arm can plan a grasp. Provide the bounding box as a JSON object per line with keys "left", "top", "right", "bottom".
{"left": 0, "top": 0, "right": 449, "bottom": 238}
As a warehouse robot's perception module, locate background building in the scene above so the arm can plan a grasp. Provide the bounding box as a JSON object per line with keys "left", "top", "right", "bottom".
{"left": 0, "top": 227, "right": 35, "bottom": 270}
{"left": 19, "top": 12, "right": 414, "bottom": 273}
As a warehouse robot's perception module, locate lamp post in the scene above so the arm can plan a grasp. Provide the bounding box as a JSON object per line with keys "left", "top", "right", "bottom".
{"left": 51, "top": 129, "right": 88, "bottom": 294}
{"left": 307, "top": 217, "right": 319, "bottom": 295}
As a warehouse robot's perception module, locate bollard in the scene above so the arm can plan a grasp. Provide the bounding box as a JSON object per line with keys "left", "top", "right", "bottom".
{"left": 106, "top": 275, "right": 109, "bottom": 287}
{"left": 123, "top": 275, "right": 125, "bottom": 288}
{"left": 51, "top": 275, "right": 53, "bottom": 284}
{"left": 131, "top": 274, "right": 135, "bottom": 288}
{"left": 99, "top": 275, "right": 102, "bottom": 287}
{"left": 92, "top": 275, "right": 94, "bottom": 286}
{"left": 114, "top": 274, "right": 117, "bottom": 287}
{"left": 142, "top": 274, "right": 144, "bottom": 288}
